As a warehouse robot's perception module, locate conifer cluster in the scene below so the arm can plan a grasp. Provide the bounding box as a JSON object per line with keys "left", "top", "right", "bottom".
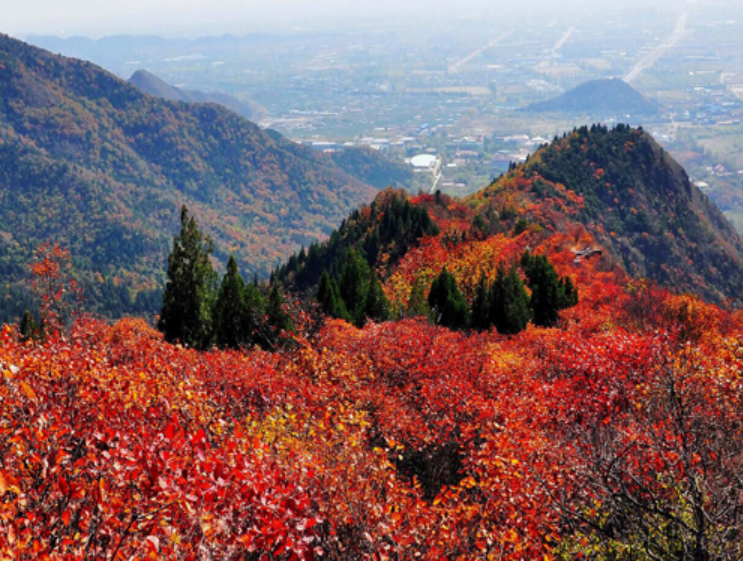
{"left": 158, "top": 206, "right": 293, "bottom": 350}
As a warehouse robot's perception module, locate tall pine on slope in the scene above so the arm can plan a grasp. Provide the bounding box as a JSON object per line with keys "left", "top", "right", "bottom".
{"left": 264, "top": 281, "right": 294, "bottom": 349}
{"left": 490, "top": 264, "right": 532, "bottom": 335}
{"left": 521, "top": 251, "right": 577, "bottom": 327}
{"left": 338, "top": 249, "right": 371, "bottom": 326}
{"left": 158, "top": 206, "right": 217, "bottom": 349}
{"left": 428, "top": 267, "right": 469, "bottom": 330}
{"left": 214, "top": 255, "right": 246, "bottom": 349}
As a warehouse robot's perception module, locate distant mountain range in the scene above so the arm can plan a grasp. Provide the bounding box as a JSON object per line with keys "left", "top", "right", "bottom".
{"left": 0, "top": 33, "right": 380, "bottom": 321}
{"left": 525, "top": 78, "right": 661, "bottom": 116}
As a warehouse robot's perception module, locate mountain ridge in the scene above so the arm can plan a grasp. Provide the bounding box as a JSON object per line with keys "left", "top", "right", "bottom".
{"left": 279, "top": 125, "right": 743, "bottom": 307}
{"left": 128, "top": 68, "right": 267, "bottom": 122}
{"left": 0, "top": 32, "right": 377, "bottom": 320}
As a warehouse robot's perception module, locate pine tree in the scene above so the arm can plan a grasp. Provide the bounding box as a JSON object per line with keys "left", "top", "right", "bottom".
{"left": 428, "top": 267, "right": 469, "bottom": 330}
{"left": 158, "top": 206, "right": 217, "bottom": 349}
{"left": 364, "top": 272, "right": 391, "bottom": 323}
{"left": 19, "top": 309, "right": 40, "bottom": 342}
{"left": 339, "top": 249, "right": 371, "bottom": 327}
{"left": 521, "top": 252, "right": 577, "bottom": 327}
{"left": 317, "top": 270, "right": 350, "bottom": 322}
{"left": 471, "top": 271, "right": 491, "bottom": 331}
{"left": 214, "top": 256, "right": 246, "bottom": 349}
{"left": 264, "top": 281, "right": 293, "bottom": 349}
{"left": 243, "top": 280, "right": 265, "bottom": 347}
{"left": 490, "top": 264, "right": 531, "bottom": 335}
{"left": 561, "top": 276, "right": 579, "bottom": 308}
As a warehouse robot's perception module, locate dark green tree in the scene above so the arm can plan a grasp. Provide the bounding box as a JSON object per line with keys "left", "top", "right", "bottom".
{"left": 317, "top": 270, "right": 350, "bottom": 322}
{"left": 243, "top": 280, "right": 266, "bottom": 348}
{"left": 364, "top": 272, "right": 391, "bottom": 323}
{"left": 520, "top": 251, "right": 577, "bottom": 327}
{"left": 561, "top": 275, "right": 579, "bottom": 308}
{"left": 158, "top": 206, "right": 217, "bottom": 349}
{"left": 490, "top": 264, "right": 532, "bottom": 335}
{"left": 214, "top": 255, "right": 246, "bottom": 349}
{"left": 19, "top": 309, "right": 41, "bottom": 343}
{"left": 471, "top": 272, "right": 491, "bottom": 331}
{"left": 264, "top": 281, "right": 293, "bottom": 349}
{"left": 338, "top": 249, "right": 371, "bottom": 326}
{"left": 428, "top": 267, "right": 469, "bottom": 330}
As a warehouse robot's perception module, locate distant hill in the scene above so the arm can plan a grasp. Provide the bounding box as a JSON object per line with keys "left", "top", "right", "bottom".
{"left": 328, "top": 146, "right": 414, "bottom": 190}
{"left": 128, "top": 69, "right": 267, "bottom": 122}
{"left": 0, "top": 33, "right": 377, "bottom": 321}
{"left": 525, "top": 78, "right": 661, "bottom": 116}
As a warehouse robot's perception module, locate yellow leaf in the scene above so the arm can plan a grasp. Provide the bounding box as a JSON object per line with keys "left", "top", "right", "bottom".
{"left": 19, "top": 381, "right": 36, "bottom": 401}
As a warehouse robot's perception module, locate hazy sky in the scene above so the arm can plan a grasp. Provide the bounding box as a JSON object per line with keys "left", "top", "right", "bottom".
{"left": 5, "top": 0, "right": 694, "bottom": 38}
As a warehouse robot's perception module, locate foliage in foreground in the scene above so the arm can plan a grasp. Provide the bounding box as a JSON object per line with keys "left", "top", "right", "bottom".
{"left": 3, "top": 269, "right": 743, "bottom": 559}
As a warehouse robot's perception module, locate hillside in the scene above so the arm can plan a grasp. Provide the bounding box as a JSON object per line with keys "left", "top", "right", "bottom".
{"left": 280, "top": 125, "right": 743, "bottom": 306}
{"left": 0, "top": 33, "right": 378, "bottom": 321}
{"left": 525, "top": 78, "right": 661, "bottom": 116}
{"left": 6, "top": 129, "right": 743, "bottom": 559}
{"left": 128, "top": 69, "right": 267, "bottom": 122}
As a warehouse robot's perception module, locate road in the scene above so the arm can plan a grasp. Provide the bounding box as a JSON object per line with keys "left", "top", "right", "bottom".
{"left": 448, "top": 31, "right": 514, "bottom": 73}
{"left": 624, "top": 11, "right": 689, "bottom": 83}
{"left": 551, "top": 27, "right": 575, "bottom": 58}
{"left": 429, "top": 159, "right": 443, "bottom": 194}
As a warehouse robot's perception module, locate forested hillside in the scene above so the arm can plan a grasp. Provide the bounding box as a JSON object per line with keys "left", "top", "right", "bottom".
{"left": 5, "top": 124, "right": 743, "bottom": 560}
{"left": 0, "top": 33, "right": 377, "bottom": 321}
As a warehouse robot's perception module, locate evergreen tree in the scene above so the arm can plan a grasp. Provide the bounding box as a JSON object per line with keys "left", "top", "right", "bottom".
{"left": 490, "top": 264, "right": 531, "bottom": 335}
{"left": 561, "top": 276, "right": 579, "bottom": 308}
{"left": 338, "top": 249, "right": 371, "bottom": 326}
{"left": 264, "top": 281, "right": 293, "bottom": 349}
{"left": 243, "top": 280, "right": 265, "bottom": 348}
{"left": 364, "top": 272, "right": 391, "bottom": 323}
{"left": 471, "top": 272, "right": 491, "bottom": 331}
{"left": 19, "top": 309, "right": 40, "bottom": 342}
{"left": 214, "top": 256, "right": 246, "bottom": 349}
{"left": 158, "top": 206, "right": 217, "bottom": 349}
{"left": 521, "top": 251, "right": 577, "bottom": 327}
{"left": 317, "top": 270, "right": 350, "bottom": 322}
{"left": 428, "top": 267, "right": 469, "bottom": 330}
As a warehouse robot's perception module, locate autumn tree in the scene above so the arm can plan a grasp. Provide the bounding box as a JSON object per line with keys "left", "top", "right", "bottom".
{"left": 30, "top": 242, "right": 83, "bottom": 334}
{"left": 158, "top": 206, "right": 217, "bottom": 349}
{"left": 406, "top": 279, "right": 432, "bottom": 320}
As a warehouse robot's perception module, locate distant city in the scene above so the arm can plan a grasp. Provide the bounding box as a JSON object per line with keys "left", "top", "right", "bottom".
{"left": 25, "top": 0, "right": 743, "bottom": 217}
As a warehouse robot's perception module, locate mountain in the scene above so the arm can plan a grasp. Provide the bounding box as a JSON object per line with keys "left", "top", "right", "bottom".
{"left": 327, "top": 146, "right": 414, "bottom": 190}
{"left": 0, "top": 33, "right": 377, "bottom": 321}
{"left": 128, "top": 69, "right": 267, "bottom": 122}
{"left": 525, "top": 78, "right": 661, "bottom": 116}
{"left": 280, "top": 125, "right": 743, "bottom": 306}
